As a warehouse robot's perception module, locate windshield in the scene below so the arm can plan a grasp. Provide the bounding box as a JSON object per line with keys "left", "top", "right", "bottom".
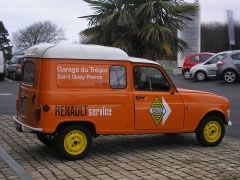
{"left": 204, "top": 53, "right": 227, "bottom": 65}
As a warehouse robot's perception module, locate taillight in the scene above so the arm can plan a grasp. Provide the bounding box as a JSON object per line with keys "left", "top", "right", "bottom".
{"left": 217, "top": 60, "right": 224, "bottom": 66}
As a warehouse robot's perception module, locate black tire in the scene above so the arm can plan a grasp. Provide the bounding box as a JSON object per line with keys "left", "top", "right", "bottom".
{"left": 183, "top": 71, "right": 190, "bottom": 80}
{"left": 0, "top": 74, "right": 4, "bottom": 81}
{"left": 56, "top": 125, "right": 92, "bottom": 160}
{"left": 223, "top": 70, "right": 237, "bottom": 83}
{"left": 196, "top": 115, "right": 225, "bottom": 147}
{"left": 36, "top": 133, "right": 56, "bottom": 146}
{"left": 195, "top": 71, "right": 207, "bottom": 81}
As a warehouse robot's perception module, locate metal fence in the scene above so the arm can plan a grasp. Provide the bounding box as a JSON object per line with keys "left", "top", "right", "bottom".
{"left": 156, "top": 60, "right": 177, "bottom": 70}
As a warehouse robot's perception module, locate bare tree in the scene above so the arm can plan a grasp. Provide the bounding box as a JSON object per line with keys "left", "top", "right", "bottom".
{"left": 12, "top": 21, "right": 66, "bottom": 52}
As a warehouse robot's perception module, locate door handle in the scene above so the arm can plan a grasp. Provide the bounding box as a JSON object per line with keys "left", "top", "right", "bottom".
{"left": 136, "top": 96, "right": 145, "bottom": 100}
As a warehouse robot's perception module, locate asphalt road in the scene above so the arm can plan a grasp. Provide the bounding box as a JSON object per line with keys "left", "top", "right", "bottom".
{"left": 0, "top": 78, "right": 19, "bottom": 114}
{"left": 0, "top": 76, "right": 239, "bottom": 138}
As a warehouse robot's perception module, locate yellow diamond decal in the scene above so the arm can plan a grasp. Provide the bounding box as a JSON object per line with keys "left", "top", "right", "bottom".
{"left": 149, "top": 97, "right": 166, "bottom": 125}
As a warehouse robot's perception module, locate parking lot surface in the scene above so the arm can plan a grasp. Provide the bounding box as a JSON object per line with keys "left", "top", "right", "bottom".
{"left": 1, "top": 114, "right": 240, "bottom": 179}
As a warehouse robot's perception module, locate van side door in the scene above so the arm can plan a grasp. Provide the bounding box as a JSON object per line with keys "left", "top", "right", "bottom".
{"left": 133, "top": 65, "right": 184, "bottom": 130}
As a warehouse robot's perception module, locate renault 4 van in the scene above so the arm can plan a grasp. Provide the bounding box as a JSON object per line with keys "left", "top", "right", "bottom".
{"left": 14, "top": 44, "right": 232, "bottom": 160}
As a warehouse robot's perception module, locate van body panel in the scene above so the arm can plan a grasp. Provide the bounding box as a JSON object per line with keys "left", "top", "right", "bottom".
{"left": 133, "top": 90, "right": 184, "bottom": 130}
{"left": 31, "top": 59, "right": 134, "bottom": 133}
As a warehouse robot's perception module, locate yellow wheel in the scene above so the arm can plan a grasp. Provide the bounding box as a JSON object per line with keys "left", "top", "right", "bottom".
{"left": 57, "top": 125, "right": 92, "bottom": 160}
{"left": 196, "top": 115, "right": 225, "bottom": 147}
{"left": 203, "top": 121, "right": 221, "bottom": 143}
{"left": 64, "top": 130, "right": 87, "bottom": 155}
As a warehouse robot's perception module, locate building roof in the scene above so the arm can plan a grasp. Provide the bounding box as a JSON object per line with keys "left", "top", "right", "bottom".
{"left": 24, "top": 43, "right": 158, "bottom": 65}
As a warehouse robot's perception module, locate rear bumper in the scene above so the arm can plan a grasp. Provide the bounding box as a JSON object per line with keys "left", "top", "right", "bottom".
{"left": 13, "top": 116, "right": 43, "bottom": 133}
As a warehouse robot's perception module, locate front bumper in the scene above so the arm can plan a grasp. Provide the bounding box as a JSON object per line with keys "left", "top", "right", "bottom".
{"left": 13, "top": 116, "right": 43, "bottom": 133}
{"left": 227, "top": 121, "right": 232, "bottom": 126}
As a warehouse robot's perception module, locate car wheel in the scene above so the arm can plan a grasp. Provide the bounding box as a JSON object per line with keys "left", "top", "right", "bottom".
{"left": 196, "top": 115, "right": 225, "bottom": 147}
{"left": 224, "top": 70, "right": 237, "bottom": 83}
{"left": 36, "top": 133, "right": 56, "bottom": 146}
{"left": 183, "top": 71, "right": 190, "bottom": 79}
{"left": 56, "top": 125, "right": 92, "bottom": 160}
{"left": 195, "top": 71, "right": 206, "bottom": 81}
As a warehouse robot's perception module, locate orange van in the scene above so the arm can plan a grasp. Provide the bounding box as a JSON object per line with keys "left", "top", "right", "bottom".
{"left": 14, "top": 43, "right": 232, "bottom": 160}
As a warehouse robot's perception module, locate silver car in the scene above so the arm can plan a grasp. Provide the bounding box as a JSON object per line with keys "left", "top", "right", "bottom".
{"left": 189, "top": 51, "right": 231, "bottom": 81}
{"left": 216, "top": 50, "right": 240, "bottom": 83}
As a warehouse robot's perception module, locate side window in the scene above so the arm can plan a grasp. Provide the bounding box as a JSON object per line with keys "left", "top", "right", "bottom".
{"left": 22, "top": 61, "right": 35, "bottom": 85}
{"left": 206, "top": 53, "right": 227, "bottom": 65}
{"left": 201, "top": 54, "right": 212, "bottom": 62}
{"left": 191, "top": 55, "right": 200, "bottom": 62}
{"left": 134, "top": 66, "right": 170, "bottom": 91}
{"left": 231, "top": 53, "right": 240, "bottom": 60}
{"left": 110, "top": 66, "right": 126, "bottom": 89}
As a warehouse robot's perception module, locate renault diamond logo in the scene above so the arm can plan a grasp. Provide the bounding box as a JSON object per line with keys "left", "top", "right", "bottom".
{"left": 150, "top": 97, "right": 171, "bottom": 126}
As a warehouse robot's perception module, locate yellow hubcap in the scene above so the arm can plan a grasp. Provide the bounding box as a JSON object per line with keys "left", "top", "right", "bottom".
{"left": 203, "top": 121, "right": 221, "bottom": 143}
{"left": 64, "top": 130, "right": 87, "bottom": 155}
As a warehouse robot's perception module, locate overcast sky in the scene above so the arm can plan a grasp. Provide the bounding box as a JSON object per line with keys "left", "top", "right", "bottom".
{"left": 0, "top": 0, "right": 240, "bottom": 43}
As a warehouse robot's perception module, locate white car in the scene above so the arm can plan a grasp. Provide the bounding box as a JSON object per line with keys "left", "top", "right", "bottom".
{"left": 0, "top": 51, "right": 4, "bottom": 81}
{"left": 189, "top": 51, "right": 231, "bottom": 81}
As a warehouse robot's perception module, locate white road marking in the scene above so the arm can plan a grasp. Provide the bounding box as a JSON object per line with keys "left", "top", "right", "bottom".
{"left": 0, "top": 146, "right": 32, "bottom": 180}
{"left": 5, "top": 78, "right": 13, "bottom": 83}
{"left": 0, "top": 93, "right": 13, "bottom": 96}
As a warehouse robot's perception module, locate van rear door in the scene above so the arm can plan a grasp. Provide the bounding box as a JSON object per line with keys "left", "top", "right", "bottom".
{"left": 17, "top": 59, "right": 38, "bottom": 127}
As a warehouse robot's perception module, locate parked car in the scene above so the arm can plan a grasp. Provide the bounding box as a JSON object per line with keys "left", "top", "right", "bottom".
{"left": 216, "top": 50, "right": 240, "bottom": 83}
{"left": 182, "top": 52, "right": 214, "bottom": 79}
{"left": 0, "top": 51, "right": 4, "bottom": 81}
{"left": 7, "top": 55, "right": 24, "bottom": 80}
{"left": 189, "top": 51, "right": 232, "bottom": 81}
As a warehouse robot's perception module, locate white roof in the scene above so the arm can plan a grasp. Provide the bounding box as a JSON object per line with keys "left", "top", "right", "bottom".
{"left": 129, "top": 57, "right": 159, "bottom": 65}
{"left": 24, "top": 43, "right": 158, "bottom": 65}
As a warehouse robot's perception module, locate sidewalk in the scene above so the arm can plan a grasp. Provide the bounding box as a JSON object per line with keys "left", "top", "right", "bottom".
{"left": 0, "top": 114, "right": 240, "bottom": 180}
